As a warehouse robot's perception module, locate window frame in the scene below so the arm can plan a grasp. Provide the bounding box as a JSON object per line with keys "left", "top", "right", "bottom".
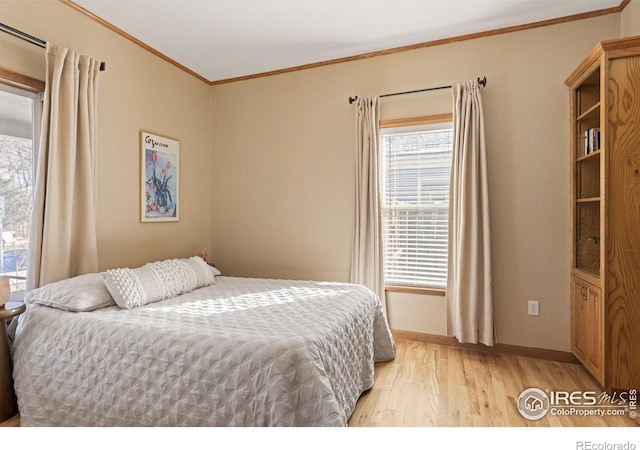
{"left": 379, "top": 113, "right": 453, "bottom": 295}
{"left": 0, "top": 68, "right": 44, "bottom": 299}
{"left": 0, "top": 68, "right": 45, "bottom": 93}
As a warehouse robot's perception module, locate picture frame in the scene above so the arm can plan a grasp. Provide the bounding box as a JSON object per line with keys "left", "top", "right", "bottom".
{"left": 140, "top": 131, "right": 180, "bottom": 222}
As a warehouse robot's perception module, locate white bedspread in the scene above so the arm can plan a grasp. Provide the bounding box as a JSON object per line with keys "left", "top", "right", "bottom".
{"left": 11, "top": 276, "right": 395, "bottom": 426}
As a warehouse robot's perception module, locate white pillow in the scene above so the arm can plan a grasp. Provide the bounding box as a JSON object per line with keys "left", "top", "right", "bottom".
{"left": 25, "top": 273, "right": 115, "bottom": 312}
{"left": 103, "top": 256, "right": 217, "bottom": 309}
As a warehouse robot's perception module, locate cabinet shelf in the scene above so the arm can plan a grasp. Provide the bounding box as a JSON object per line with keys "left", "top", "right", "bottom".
{"left": 576, "top": 197, "right": 601, "bottom": 203}
{"left": 571, "top": 268, "right": 600, "bottom": 285}
{"left": 576, "top": 149, "right": 601, "bottom": 162}
{"left": 577, "top": 102, "right": 600, "bottom": 122}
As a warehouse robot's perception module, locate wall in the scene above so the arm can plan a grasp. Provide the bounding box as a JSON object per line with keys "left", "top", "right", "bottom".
{"left": 0, "top": 1, "right": 211, "bottom": 270}
{"left": 621, "top": 0, "right": 640, "bottom": 36}
{"left": 211, "top": 14, "right": 620, "bottom": 352}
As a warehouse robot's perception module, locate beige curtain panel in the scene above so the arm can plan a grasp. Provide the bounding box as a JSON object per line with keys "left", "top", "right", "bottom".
{"left": 446, "top": 79, "right": 494, "bottom": 346}
{"left": 27, "top": 44, "right": 100, "bottom": 290}
{"left": 350, "top": 96, "right": 388, "bottom": 317}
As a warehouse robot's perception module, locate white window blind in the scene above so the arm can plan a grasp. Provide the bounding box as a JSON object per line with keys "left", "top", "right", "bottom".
{"left": 381, "top": 122, "right": 453, "bottom": 289}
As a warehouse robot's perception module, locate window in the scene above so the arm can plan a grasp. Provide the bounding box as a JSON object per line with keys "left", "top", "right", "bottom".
{"left": 0, "top": 82, "right": 42, "bottom": 299}
{"left": 380, "top": 117, "right": 453, "bottom": 289}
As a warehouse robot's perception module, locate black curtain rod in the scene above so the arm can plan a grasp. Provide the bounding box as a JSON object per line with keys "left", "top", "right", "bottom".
{"left": 348, "top": 76, "right": 487, "bottom": 104}
{"left": 0, "top": 22, "right": 106, "bottom": 72}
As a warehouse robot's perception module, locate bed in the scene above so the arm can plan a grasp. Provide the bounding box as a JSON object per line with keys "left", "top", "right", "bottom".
{"left": 10, "top": 258, "right": 395, "bottom": 427}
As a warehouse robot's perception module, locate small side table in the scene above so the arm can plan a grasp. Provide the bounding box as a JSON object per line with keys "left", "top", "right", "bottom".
{"left": 0, "top": 302, "right": 26, "bottom": 423}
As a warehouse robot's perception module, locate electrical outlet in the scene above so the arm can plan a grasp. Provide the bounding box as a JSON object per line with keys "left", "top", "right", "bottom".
{"left": 528, "top": 300, "right": 539, "bottom": 316}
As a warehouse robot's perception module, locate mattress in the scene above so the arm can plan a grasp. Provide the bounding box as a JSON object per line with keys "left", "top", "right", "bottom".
{"left": 11, "top": 276, "right": 395, "bottom": 426}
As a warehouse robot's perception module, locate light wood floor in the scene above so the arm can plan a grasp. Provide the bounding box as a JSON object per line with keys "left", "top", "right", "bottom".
{"left": 349, "top": 338, "right": 640, "bottom": 427}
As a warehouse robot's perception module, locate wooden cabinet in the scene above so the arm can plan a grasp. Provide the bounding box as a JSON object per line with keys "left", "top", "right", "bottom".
{"left": 571, "top": 276, "right": 603, "bottom": 385}
{"left": 566, "top": 36, "right": 640, "bottom": 392}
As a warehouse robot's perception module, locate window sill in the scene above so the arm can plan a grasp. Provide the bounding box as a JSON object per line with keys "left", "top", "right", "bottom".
{"left": 385, "top": 285, "right": 446, "bottom": 296}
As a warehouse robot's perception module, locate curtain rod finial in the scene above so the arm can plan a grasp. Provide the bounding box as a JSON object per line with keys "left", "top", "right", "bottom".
{"left": 478, "top": 76, "right": 487, "bottom": 87}
{"left": 348, "top": 96, "right": 358, "bottom": 104}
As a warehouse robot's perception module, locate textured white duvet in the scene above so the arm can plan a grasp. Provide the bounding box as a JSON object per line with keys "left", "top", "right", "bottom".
{"left": 11, "top": 276, "right": 395, "bottom": 426}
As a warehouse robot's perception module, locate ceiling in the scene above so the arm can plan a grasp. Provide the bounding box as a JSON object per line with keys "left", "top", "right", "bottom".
{"left": 73, "top": 0, "right": 624, "bottom": 84}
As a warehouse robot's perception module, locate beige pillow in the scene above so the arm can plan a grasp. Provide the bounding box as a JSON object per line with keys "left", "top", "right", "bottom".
{"left": 25, "top": 273, "right": 115, "bottom": 312}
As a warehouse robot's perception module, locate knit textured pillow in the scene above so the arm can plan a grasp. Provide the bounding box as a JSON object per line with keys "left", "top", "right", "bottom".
{"left": 103, "top": 256, "right": 216, "bottom": 309}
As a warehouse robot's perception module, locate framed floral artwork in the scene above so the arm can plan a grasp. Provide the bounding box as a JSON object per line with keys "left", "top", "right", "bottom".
{"left": 140, "top": 131, "right": 179, "bottom": 222}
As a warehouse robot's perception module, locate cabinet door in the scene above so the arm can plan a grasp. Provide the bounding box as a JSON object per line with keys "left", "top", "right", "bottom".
{"left": 571, "top": 277, "right": 588, "bottom": 361}
{"left": 571, "top": 276, "right": 604, "bottom": 385}
{"left": 586, "top": 284, "right": 604, "bottom": 384}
